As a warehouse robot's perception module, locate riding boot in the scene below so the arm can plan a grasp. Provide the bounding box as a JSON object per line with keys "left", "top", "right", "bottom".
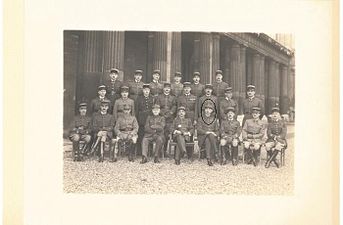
{"left": 98, "top": 142, "right": 104, "bottom": 162}
{"left": 232, "top": 146, "right": 238, "bottom": 166}
{"left": 252, "top": 150, "right": 258, "bottom": 167}
{"left": 140, "top": 156, "right": 147, "bottom": 164}
{"left": 265, "top": 150, "right": 279, "bottom": 168}
{"left": 81, "top": 142, "right": 88, "bottom": 157}
{"left": 109, "top": 143, "right": 115, "bottom": 162}
{"left": 72, "top": 142, "right": 79, "bottom": 161}
{"left": 129, "top": 142, "right": 135, "bottom": 162}
{"left": 113, "top": 141, "right": 118, "bottom": 162}
{"left": 221, "top": 147, "right": 227, "bottom": 165}
{"left": 272, "top": 150, "right": 280, "bottom": 168}
{"left": 207, "top": 159, "right": 213, "bottom": 166}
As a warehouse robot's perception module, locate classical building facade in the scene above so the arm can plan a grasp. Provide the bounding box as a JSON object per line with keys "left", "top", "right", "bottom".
{"left": 64, "top": 31, "right": 295, "bottom": 128}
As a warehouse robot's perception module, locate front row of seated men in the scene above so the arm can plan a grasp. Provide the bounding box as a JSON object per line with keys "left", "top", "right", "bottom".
{"left": 69, "top": 98, "right": 287, "bottom": 168}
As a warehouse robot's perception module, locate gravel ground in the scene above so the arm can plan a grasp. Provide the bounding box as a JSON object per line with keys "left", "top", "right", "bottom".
{"left": 63, "top": 125, "right": 294, "bottom": 195}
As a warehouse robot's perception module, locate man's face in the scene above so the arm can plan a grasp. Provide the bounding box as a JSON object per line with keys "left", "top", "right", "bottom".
{"left": 110, "top": 72, "right": 118, "bottom": 80}
{"left": 100, "top": 104, "right": 109, "bottom": 112}
{"left": 152, "top": 108, "right": 160, "bottom": 115}
{"left": 178, "top": 110, "right": 186, "bottom": 117}
{"left": 163, "top": 87, "right": 171, "bottom": 95}
{"left": 152, "top": 73, "right": 160, "bottom": 81}
{"left": 174, "top": 76, "right": 181, "bottom": 83}
{"left": 225, "top": 92, "right": 233, "bottom": 99}
{"left": 121, "top": 91, "right": 129, "bottom": 98}
{"left": 205, "top": 88, "right": 212, "bottom": 95}
{"left": 79, "top": 107, "right": 87, "bottom": 116}
{"left": 193, "top": 76, "right": 200, "bottom": 83}
{"left": 143, "top": 88, "right": 150, "bottom": 96}
{"left": 271, "top": 111, "right": 281, "bottom": 120}
{"left": 252, "top": 111, "right": 260, "bottom": 119}
{"left": 98, "top": 90, "right": 106, "bottom": 97}
{"left": 134, "top": 74, "right": 142, "bottom": 81}
{"left": 247, "top": 89, "right": 255, "bottom": 97}
{"left": 184, "top": 87, "right": 191, "bottom": 94}
{"left": 216, "top": 74, "right": 223, "bottom": 82}
{"left": 204, "top": 107, "right": 213, "bottom": 116}
{"left": 227, "top": 111, "right": 235, "bottom": 119}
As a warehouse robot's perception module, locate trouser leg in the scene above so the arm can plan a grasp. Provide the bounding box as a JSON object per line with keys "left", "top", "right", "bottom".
{"left": 154, "top": 136, "right": 164, "bottom": 158}
{"left": 175, "top": 135, "right": 186, "bottom": 161}
{"left": 208, "top": 135, "right": 218, "bottom": 160}
{"left": 72, "top": 142, "right": 79, "bottom": 161}
{"left": 141, "top": 137, "right": 150, "bottom": 158}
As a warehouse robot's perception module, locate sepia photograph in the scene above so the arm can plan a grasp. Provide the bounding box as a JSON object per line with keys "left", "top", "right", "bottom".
{"left": 63, "top": 31, "right": 295, "bottom": 195}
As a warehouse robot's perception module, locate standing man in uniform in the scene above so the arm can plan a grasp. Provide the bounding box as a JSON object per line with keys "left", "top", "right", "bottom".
{"left": 171, "top": 106, "right": 194, "bottom": 165}
{"left": 105, "top": 68, "right": 123, "bottom": 112}
{"left": 171, "top": 72, "right": 184, "bottom": 97}
{"left": 212, "top": 70, "right": 229, "bottom": 98}
{"left": 112, "top": 86, "right": 135, "bottom": 121}
{"left": 177, "top": 82, "right": 198, "bottom": 123}
{"left": 219, "top": 87, "right": 238, "bottom": 121}
{"left": 190, "top": 71, "right": 205, "bottom": 98}
{"left": 242, "top": 85, "right": 264, "bottom": 125}
{"left": 149, "top": 69, "right": 164, "bottom": 99}
{"left": 135, "top": 84, "right": 155, "bottom": 155}
{"left": 220, "top": 107, "right": 241, "bottom": 165}
{"left": 156, "top": 83, "right": 177, "bottom": 155}
{"left": 91, "top": 99, "right": 116, "bottom": 162}
{"left": 114, "top": 104, "right": 139, "bottom": 162}
{"left": 141, "top": 104, "right": 166, "bottom": 164}
{"left": 69, "top": 102, "right": 92, "bottom": 161}
{"left": 197, "top": 102, "right": 220, "bottom": 166}
{"left": 128, "top": 69, "right": 144, "bottom": 101}
{"left": 265, "top": 106, "right": 287, "bottom": 168}
{"left": 90, "top": 85, "right": 111, "bottom": 115}
{"left": 242, "top": 106, "right": 266, "bottom": 166}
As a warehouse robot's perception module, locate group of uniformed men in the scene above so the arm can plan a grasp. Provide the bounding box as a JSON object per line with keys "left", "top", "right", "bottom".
{"left": 69, "top": 68, "right": 287, "bottom": 168}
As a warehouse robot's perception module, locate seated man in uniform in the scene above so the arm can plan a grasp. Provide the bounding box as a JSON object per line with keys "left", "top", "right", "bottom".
{"left": 171, "top": 106, "right": 194, "bottom": 165}
{"left": 242, "top": 106, "right": 266, "bottom": 166}
{"left": 91, "top": 99, "right": 116, "bottom": 162}
{"left": 68, "top": 102, "right": 92, "bottom": 161}
{"left": 90, "top": 85, "right": 111, "bottom": 115}
{"left": 112, "top": 86, "right": 135, "bottom": 121}
{"left": 114, "top": 104, "right": 139, "bottom": 162}
{"left": 141, "top": 104, "right": 165, "bottom": 164}
{"left": 264, "top": 106, "right": 287, "bottom": 168}
{"left": 171, "top": 72, "right": 184, "bottom": 97}
{"left": 197, "top": 102, "right": 220, "bottom": 166}
{"left": 220, "top": 107, "right": 241, "bottom": 165}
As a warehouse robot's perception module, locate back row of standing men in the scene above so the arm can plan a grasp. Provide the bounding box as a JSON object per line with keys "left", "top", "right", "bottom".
{"left": 69, "top": 68, "right": 286, "bottom": 167}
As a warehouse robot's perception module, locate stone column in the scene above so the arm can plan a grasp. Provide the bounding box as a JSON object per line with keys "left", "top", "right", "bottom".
{"left": 229, "top": 43, "right": 241, "bottom": 108}
{"left": 267, "top": 60, "right": 280, "bottom": 114}
{"left": 223, "top": 43, "right": 230, "bottom": 83}
{"left": 103, "top": 31, "right": 125, "bottom": 81}
{"left": 252, "top": 53, "right": 261, "bottom": 94}
{"left": 146, "top": 33, "right": 154, "bottom": 83}
{"left": 199, "top": 33, "right": 212, "bottom": 84}
{"left": 259, "top": 55, "right": 266, "bottom": 107}
{"left": 280, "top": 64, "right": 289, "bottom": 114}
{"left": 239, "top": 46, "right": 247, "bottom": 114}
{"left": 212, "top": 34, "right": 220, "bottom": 82}
{"left": 170, "top": 32, "right": 182, "bottom": 80}
{"left": 246, "top": 53, "right": 253, "bottom": 85}
{"left": 152, "top": 32, "right": 168, "bottom": 81}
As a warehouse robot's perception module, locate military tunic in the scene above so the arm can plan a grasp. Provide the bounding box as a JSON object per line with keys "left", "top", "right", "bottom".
{"left": 266, "top": 118, "right": 287, "bottom": 145}
{"left": 141, "top": 115, "right": 166, "bottom": 157}
{"left": 128, "top": 80, "right": 144, "bottom": 101}
{"left": 220, "top": 119, "right": 241, "bottom": 142}
{"left": 213, "top": 81, "right": 229, "bottom": 97}
{"left": 198, "top": 95, "right": 219, "bottom": 119}
{"left": 135, "top": 95, "right": 154, "bottom": 126}
{"left": 171, "top": 82, "right": 184, "bottom": 97}
{"left": 156, "top": 94, "right": 177, "bottom": 124}
{"left": 112, "top": 97, "right": 135, "bottom": 121}
{"left": 149, "top": 81, "right": 164, "bottom": 98}
{"left": 92, "top": 112, "right": 116, "bottom": 139}
{"left": 172, "top": 116, "right": 194, "bottom": 160}
{"left": 104, "top": 79, "right": 123, "bottom": 106}
{"left": 242, "top": 118, "right": 265, "bottom": 143}
{"left": 90, "top": 97, "right": 111, "bottom": 115}
{"left": 197, "top": 115, "right": 219, "bottom": 159}
{"left": 177, "top": 93, "right": 198, "bottom": 122}
{"left": 114, "top": 114, "right": 139, "bottom": 142}
{"left": 242, "top": 97, "right": 264, "bottom": 124}
{"left": 190, "top": 83, "right": 205, "bottom": 98}
{"left": 219, "top": 97, "right": 238, "bottom": 120}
